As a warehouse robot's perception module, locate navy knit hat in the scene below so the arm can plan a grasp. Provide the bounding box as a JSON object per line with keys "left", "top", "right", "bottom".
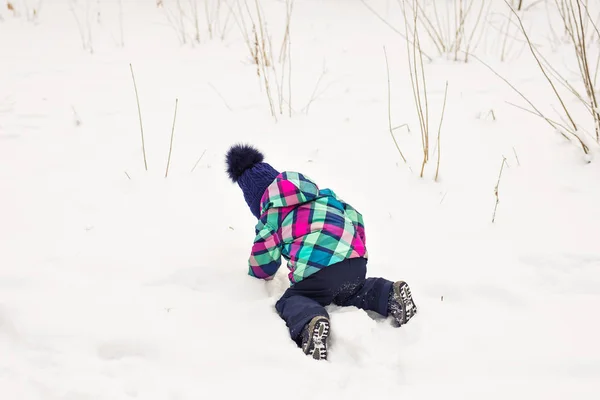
{"left": 225, "top": 144, "right": 280, "bottom": 219}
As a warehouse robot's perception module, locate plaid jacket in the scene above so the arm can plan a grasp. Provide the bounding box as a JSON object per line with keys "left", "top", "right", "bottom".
{"left": 248, "top": 171, "right": 367, "bottom": 285}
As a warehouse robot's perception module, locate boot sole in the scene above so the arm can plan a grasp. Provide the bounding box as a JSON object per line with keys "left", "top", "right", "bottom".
{"left": 302, "top": 318, "right": 330, "bottom": 360}
{"left": 391, "top": 281, "right": 417, "bottom": 326}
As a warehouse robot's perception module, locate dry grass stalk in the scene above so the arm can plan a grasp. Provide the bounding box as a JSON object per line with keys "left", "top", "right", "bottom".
{"left": 165, "top": 98, "right": 179, "bottom": 178}
{"left": 69, "top": 0, "right": 94, "bottom": 54}
{"left": 302, "top": 64, "right": 329, "bottom": 115}
{"left": 471, "top": 52, "right": 589, "bottom": 153}
{"left": 403, "top": 0, "right": 430, "bottom": 177}
{"left": 435, "top": 82, "right": 449, "bottom": 182}
{"left": 205, "top": 0, "right": 214, "bottom": 39}
{"left": 492, "top": 157, "right": 507, "bottom": 223}
{"left": 396, "top": 0, "right": 450, "bottom": 179}
{"left": 383, "top": 46, "right": 407, "bottom": 164}
{"left": 208, "top": 82, "right": 233, "bottom": 111}
{"left": 360, "top": 0, "right": 432, "bottom": 61}
{"left": 190, "top": 149, "right": 207, "bottom": 173}
{"left": 190, "top": 0, "right": 201, "bottom": 42}
{"left": 163, "top": 0, "right": 188, "bottom": 44}
{"left": 162, "top": 0, "right": 230, "bottom": 45}
{"left": 501, "top": 0, "right": 592, "bottom": 152}
{"left": 205, "top": 0, "right": 229, "bottom": 40}
{"left": 553, "top": 0, "right": 600, "bottom": 142}
{"left": 129, "top": 64, "right": 148, "bottom": 171}
{"left": 118, "top": 0, "right": 124, "bottom": 47}
{"left": 277, "top": 0, "right": 294, "bottom": 117}
{"left": 230, "top": 0, "right": 293, "bottom": 120}
{"left": 403, "top": 0, "right": 489, "bottom": 62}
{"left": 513, "top": 147, "right": 521, "bottom": 166}
{"left": 252, "top": 0, "right": 276, "bottom": 120}
{"left": 507, "top": 1, "right": 577, "bottom": 130}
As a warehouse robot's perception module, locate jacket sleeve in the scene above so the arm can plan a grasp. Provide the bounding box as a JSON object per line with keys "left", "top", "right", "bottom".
{"left": 248, "top": 221, "right": 282, "bottom": 280}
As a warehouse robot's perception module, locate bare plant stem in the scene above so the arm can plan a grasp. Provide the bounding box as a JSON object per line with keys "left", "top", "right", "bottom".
{"left": 205, "top": 0, "right": 213, "bottom": 40}
{"left": 176, "top": 0, "right": 187, "bottom": 44}
{"left": 208, "top": 83, "right": 233, "bottom": 111}
{"left": 279, "top": 0, "right": 294, "bottom": 118}
{"left": 435, "top": 81, "right": 449, "bottom": 181}
{"left": 165, "top": 98, "right": 179, "bottom": 178}
{"left": 226, "top": 0, "right": 255, "bottom": 60}
{"left": 573, "top": 0, "right": 600, "bottom": 141}
{"left": 492, "top": 156, "right": 507, "bottom": 223}
{"left": 190, "top": 0, "right": 201, "bottom": 42}
{"left": 470, "top": 47, "right": 589, "bottom": 153}
{"left": 191, "top": 149, "right": 207, "bottom": 173}
{"left": 253, "top": 0, "right": 277, "bottom": 120}
{"left": 384, "top": 46, "right": 407, "bottom": 164}
{"left": 501, "top": 11, "right": 514, "bottom": 62}
{"left": 130, "top": 64, "right": 148, "bottom": 171}
{"left": 118, "top": 0, "right": 124, "bottom": 47}
{"left": 523, "top": 0, "right": 545, "bottom": 11}
{"left": 513, "top": 146, "right": 521, "bottom": 166}
{"left": 506, "top": 0, "right": 578, "bottom": 132}
{"left": 288, "top": 25, "right": 292, "bottom": 118}
{"left": 404, "top": 0, "right": 429, "bottom": 177}
{"left": 69, "top": 0, "right": 92, "bottom": 53}
{"left": 361, "top": 0, "right": 432, "bottom": 61}
{"left": 471, "top": 52, "right": 585, "bottom": 150}
{"left": 302, "top": 65, "right": 328, "bottom": 114}
{"left": 553, "top": 0, "right": 600, "bottom": 142}
{"left": 463, "top": 0, "right": 489, "bottom": 62}
{"left": 506, "top": 101, "right": 574, "bottom": 140}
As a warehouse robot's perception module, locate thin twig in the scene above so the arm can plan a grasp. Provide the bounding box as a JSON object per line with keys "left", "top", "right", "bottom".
{"left": 302, "top": 64, "right": 328, "bottom": 114}
{"left": 392, "top": 124, "right": 411, "bottom": 132}
{"left": 130, "top": 64, "right": 148, "bottom": 171}
{"left": 165, "top": 98, "right": 179, "bottom": 178}
{"left": 435, "top": 81, "right": 449, "bottom": 182}
{"left": 469, "top": 52, "right": 589, "bottom": 153}
{"left": 253, "top": 0, "right": 277, "bottom": 120}
{"left": 505, "top": 0, "right": 578, "bottom": 132}
{"left": 505, "top": 101, "right": 572, "bottom": 140}
{"left": 287, "top": 0, "right": 293, "bottom": 118}
{"left": 384, "top": 46, "right": 407, "bottom": 164}
{"left": 501, "top": 10, "right": 514, "bottom": 62}
{"left": 513, "top": 146, "right": 521, "bottom": 166}
{"left": 361, "top": 0, "right": 432, "bottom": 61}
{"left": 523, "top": 0, "right": 545, "bottom": 12}
{"left": 440, "top": 191, "right": 448, "bottom": 204}
{"left": 492, "top": 156, "right": 507, "bottom": 223}
{"left": 118, "top": 0, "right": 125, "bottom": 47}
{"left": 208, "top": 83, "right": 233, "bottom": 111}
{"left": 190, "top": 149, "right": 207, "bottom": 173}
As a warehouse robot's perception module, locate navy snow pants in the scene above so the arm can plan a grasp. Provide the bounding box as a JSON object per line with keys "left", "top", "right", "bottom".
{"left": 274, "top": 257, "right": 393, "bottom": 344}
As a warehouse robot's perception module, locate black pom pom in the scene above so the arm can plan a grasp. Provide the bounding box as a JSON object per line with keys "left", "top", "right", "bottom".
{"left": 225, "top": 143, "right": 265, "bottom": 182}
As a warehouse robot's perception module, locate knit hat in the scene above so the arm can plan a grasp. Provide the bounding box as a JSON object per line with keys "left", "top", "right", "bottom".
{"left": 225, "top": 144, "right": 280, "bottom": 219}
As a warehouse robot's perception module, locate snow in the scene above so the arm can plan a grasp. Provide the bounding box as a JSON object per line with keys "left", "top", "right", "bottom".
{"left": 1, "top": 0, "right": 600, "bottom": 399}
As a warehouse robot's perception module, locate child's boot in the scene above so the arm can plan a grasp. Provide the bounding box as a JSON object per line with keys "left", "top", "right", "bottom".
{"left": 388, "top": 281, "right": 417, "bottom": 326}
{"left": 300, "top": 316, "right": 330, "bottom": 360}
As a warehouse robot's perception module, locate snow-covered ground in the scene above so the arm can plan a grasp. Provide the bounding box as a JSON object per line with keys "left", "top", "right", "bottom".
{"left": 1, "top": 0, "right": 600, "bottom": 399}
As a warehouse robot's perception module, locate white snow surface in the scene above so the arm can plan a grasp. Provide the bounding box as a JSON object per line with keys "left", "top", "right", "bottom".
{"left": 1, "top": 0, "right": 600, "bottom": 399}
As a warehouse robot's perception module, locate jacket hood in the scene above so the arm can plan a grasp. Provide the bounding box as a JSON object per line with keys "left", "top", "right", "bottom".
{"left": 260, "top": 172, "right": 320, "bottom": 214}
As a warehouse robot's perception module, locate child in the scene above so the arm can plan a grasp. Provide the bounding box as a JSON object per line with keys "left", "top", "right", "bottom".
{"left": 225, "top": 143, "right": 417, "bottom": 360}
